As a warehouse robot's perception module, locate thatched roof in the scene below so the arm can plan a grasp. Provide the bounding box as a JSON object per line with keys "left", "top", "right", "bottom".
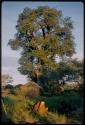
{"left": 18, "top": 81, "right": 43, "bottom": 98}
{"left": 22, "top": 81, "right": 42, "bottom": 89}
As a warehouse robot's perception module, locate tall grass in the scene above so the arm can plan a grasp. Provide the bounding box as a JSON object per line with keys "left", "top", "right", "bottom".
{"left": 2, "top": 95, "right": 67, "bottom": 124}
{"left": 2, "top": 88, "right": 83, "bottom": 124}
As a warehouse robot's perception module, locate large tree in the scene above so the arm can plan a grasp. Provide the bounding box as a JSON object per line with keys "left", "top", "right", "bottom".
{"left": 8, "top": 6, "right": 75, "bottom": 85}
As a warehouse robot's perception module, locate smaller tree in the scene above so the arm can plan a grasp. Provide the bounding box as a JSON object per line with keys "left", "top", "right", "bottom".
{"left": 38, "top": 58, "right": 84, "bottom": 92}
{"left": 2, "top": 74, "right": 13, "bottom": 88}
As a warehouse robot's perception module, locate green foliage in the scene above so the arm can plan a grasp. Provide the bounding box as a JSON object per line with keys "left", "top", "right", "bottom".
{"left": 35, "top": 89, "right": 83, "bottom": 114}
{"left": 9, "top": 88, "right": 16, "bottom": 95}
{"left": 38, "top": 58, "right": 83, "bottom": 91}
{"left": 8, "top": 6, "right": 75, "bottom": 84}
{"left": 4, "top": 84, "right": 14, "bottom": 89}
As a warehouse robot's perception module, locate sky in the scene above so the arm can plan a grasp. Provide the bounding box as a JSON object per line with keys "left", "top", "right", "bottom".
{"left": 2, "top": 1, "right": 84, "bottom": 85}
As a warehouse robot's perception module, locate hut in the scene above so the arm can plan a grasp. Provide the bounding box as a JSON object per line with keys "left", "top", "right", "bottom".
{"left": 20, "top": 81, "right": 43, "bottom": 98}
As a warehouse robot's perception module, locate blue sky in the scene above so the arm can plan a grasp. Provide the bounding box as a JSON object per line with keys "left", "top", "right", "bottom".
{"left": 2, "top": 2, "right": 84, "bottom": 85}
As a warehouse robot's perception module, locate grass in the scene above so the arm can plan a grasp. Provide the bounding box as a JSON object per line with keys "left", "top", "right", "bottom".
{"left": 45, "top": 112, "right": 67, "bottom": 124}
{"left": 2, "top": 109, "right": 14, "bottom": 124}
{"left": 2, "top": 96, "right": 36, "bottom": 123}
{"left": 35, "top": 89, "right": 83, "bottom": 113}
{"left": 2, "top": 95, "right": 67, "bottom": 124}
{"left": 34, "top": 89, "right": 83, "bottom": 124}
{"left": 2, "top": 87, "right": 83, "bottom": 124}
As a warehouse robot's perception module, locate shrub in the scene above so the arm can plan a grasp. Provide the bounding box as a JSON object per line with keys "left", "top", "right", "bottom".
{"left": 35, "top": 90, "right": 83, "bottom": 115}
{"left": 9, "top": 88, "right": 16, "bottom": 95}
{"left": 42, "top": 92, "right": 52, "bottom": 97}
{"left": 4, "top": 84, "right": 14, "bottom": 89}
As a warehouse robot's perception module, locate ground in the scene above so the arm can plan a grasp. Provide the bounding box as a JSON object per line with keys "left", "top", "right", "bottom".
{"left": 1, "top": 84, "right": 83, "bottom": 124}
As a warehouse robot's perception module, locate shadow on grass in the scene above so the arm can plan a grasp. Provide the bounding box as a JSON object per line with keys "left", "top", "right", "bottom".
{"left": 1, "top": 109, "right": 14, "bottom": 124}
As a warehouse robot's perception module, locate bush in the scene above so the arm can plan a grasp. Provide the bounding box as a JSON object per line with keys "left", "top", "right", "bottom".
{"left": 35, "top": 90, "right": 83, "bottom": 115}
{"left": 4, "top": 84, "right": 14, "bottom": 89}
{"left": 9, "top": 88, "right": 16, "bottom": 95}
{"left": 42, "top": 92, "right": 52, "bottom": 97}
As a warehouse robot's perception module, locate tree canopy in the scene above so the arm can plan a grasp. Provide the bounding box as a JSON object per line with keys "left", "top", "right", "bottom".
{"left": 8, "top": 6, "right": 76, "bottom": 84}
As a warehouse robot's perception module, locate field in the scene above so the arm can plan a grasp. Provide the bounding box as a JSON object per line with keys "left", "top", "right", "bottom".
{"left": 1, "top": 84, "right": 83, "bottom": 124}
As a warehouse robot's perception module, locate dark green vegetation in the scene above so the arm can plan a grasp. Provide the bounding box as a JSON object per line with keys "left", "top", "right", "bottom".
{"left": 2, "top": 83, "right": 83, "bottom": 124}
